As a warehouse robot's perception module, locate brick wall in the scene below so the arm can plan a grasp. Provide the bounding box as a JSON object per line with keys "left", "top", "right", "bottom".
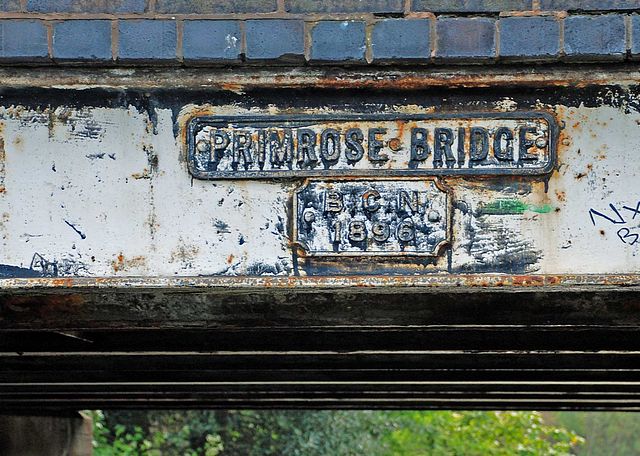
{"left": 0, "top": 0, "right": 638, "bottom": 64}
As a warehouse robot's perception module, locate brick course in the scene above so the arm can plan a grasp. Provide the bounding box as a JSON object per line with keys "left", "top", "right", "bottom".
{"left": 0, "top": 0, "right": 21, "bottom": 12}
{"left": 27, "top": 0, "right": 146, "bottom": 13}
{"left": 632, "top": 15, "right": 640, "bottom": 57}
{"left": 0, "top": 1, "right": 636, "bottom": 65}
{"left": 119, "top": 20, "right": 176, "bottom": 60}
{"left": 286, "top": 0, "right": 403, "bottom": 14}
{"left": 564, "top": 15, "right": 626, "bottom": 60}
{"left": 246, "top": 20, "right": 305, "bottom": 61}
{"left": 413, "top": 0, "right": 532, "bottom": 13}
{"left": 183, "top": 20, "right": 241, "bottom": 61}
{"left": 436, "top": 17, "right": 496, "bottom": 60}
{"left": 155, "top": 0, "right": 277, "bottom": 14}
{"left": 499, "top": 16, "right": 560, "bottom": 60}
{"left": 371, "top": 19, "right": 430, "bottom": 61}
{"left": 310, "top": 21, "right": 366, "bottom": 62}
{"left": 0, "top": 20, "right": 48, "bottom": 60}
{"left": 540, "top": 1, "right": 640, "bottom": 11}
{"left": 53, "top": 20, "right": 112, "bottom": 61}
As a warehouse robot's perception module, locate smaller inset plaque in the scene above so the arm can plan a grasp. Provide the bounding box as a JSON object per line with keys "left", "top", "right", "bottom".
{"left": 294, "top": 179, "right": 451, "bottom": 257}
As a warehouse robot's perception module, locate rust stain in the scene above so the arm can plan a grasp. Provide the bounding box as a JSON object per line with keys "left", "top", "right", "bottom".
{"left": 112, "top": 253, "right": 147, "bottom": 273}
{"left": 227, "top": 254, "right": 235, "bottom": 264}
{"left": 1, "top": 274, "right": 640, "bottom": 292}
{"left": 220, "top": 82, "right": 244, "bottom": 93}
{"left": 511, "top": 275, "right": 545, "bottom": 287}
{"left": 2, "top": 293, "right": 85, "bottom": 317}
{"left": 555, "top": 190, "right": 566, "bottom": 202}
{"left": 169, "top": 244, "right": 199, "bottom": 264}
{"left": 50, "top": 278, "right": 74, "bottom": 287}
{"left": 388, "top": 137, "right": 402, "bottom": 151}
{"left": 292, "top": 74, "right": 604, "bottom": 92}
{"left": 131, "top": 169, "right": 152, "bottom": 179}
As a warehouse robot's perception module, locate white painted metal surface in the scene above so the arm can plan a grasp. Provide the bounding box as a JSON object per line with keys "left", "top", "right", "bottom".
{"left": 0, "top": 76, "right": 638, "bottom": 281}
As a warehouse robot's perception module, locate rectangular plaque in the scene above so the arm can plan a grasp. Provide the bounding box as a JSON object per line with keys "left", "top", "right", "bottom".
{"left": 293, "top": 179, "right": 451, "bottom": 257}
{"left": 188, "top": 112, "right": 556, "bottom": 179}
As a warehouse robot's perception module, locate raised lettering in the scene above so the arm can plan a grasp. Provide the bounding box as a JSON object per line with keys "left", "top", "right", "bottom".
{"left": 434, "top": 128, "right": 455, "bottom": 169}
{"left": 211, "top": 129, "right": 230, "bottom": 161}
{"left": 457, "top": 127, "right": 466, "bottom": 168}
{"left": 410, "top": 127, "right": 430, "bottom": 162}
{"left": 232, "top": 131, "right": 253, "bottom": 169}
{"left": 519, "top": 126, "right": 538, "bottom": 162}
{"left": 363, "top": 190, "right": 381, "bottom": 212}
{"left": 324, "top": 190, "right": 343, "bottom": 213}
{"left": 348, "top": 221, "right": 367, "bottom": 242}
{"left": 371, "top": 222, "right": 390, "bottom": 242}
{"left": 398, "top": 191, "right": 419, "bottom": 214}
{"left": 469, "top": 127, "right": 489, "bottom": 163}
{"left": 257, "top": 129, "right": 266, "bottom": 168}
{"left": 345, "top": 128, "right": 365, "bottom": 162}
{"left": 397, "top": 219, "right": 415, "bottom": 242}
{"left": 269, "top": 129, "right": 293, "bottom": 166}
{"left": 368, "top": 128, "right": 388, "bottom": 162}
{"left": 320, "top": 128, "right": 341, "bottom": 162}
{"left": 494, "top": 127, "right": 514, "bottom": 161}
{"left": 296, "top": 129, "right": 318, "bottom": 166}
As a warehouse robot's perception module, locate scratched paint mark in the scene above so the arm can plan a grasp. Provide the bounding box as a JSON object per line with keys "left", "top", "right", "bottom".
{"left": 478, "top": 200, "right": 553, "bottom": 216}
{"left": 64, "top": 220, "right": 87, "bottom": 239}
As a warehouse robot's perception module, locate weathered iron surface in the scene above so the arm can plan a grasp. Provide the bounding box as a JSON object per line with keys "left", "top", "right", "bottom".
{"left": 188, "top": 113, "right": 555, "bottom": 178}
{"left": 0, "top": 78, "right": 635, "bottom": 278}
{"left": 0, "top": 66, "right": 638, "bottom": 409}
{"left": 294, "top": 179, "right": 451, "bottom": 257}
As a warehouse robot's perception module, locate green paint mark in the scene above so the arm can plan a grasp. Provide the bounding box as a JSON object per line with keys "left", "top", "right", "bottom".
{"left": 528, "top": 203, "right": 553, "bottom": 214}
{"left": 479, "top": 199, "right": 553, "bottom": 216}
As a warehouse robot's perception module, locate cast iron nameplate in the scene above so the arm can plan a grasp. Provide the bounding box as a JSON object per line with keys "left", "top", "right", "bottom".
{"left": 293, "top": 179, "right": 450, "bottom": 257}
{"left": 187, "top": 112, "right": 556, "bottom": 179}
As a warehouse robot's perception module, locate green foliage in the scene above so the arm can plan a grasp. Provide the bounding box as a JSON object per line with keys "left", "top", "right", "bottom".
{"left": 383, "top": 411, "right": 583, "bottom": 456}
{"left": 92, "top": 410, "right": 223, "bottom": 456}
{"left": 215, "top": 410, "right": 385, "bottom": 456}
{"left": 91, "top": 409, "right": 583, "bottom": 455}
{"left": 549, "top": 412, "right": 640, "bottom": 456}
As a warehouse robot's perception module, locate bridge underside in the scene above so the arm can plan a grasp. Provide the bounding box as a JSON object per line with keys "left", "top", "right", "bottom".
{"left": 1, "top": 66, "right": 639, "bottom": 410}
{"left": 2, "top": 278, "right": 640, "bottom": 411}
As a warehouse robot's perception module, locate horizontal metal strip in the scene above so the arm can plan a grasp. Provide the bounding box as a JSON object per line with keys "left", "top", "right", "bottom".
{"left": 5, "top": 329, "right": 640, "bottom": 351}
{"left": 4, "top": 370, "right": 640, "bottom": 384}
{"left": 8, "top": 350, "right": 640, "bottom": 356}
{"left": 7, "top": 386, "right": 640, "bottom": 394}
{"left": 4, "top": 354, "right": 640, "bottom": 368}
{"left": 1, "top": 273, "right": 639, "bottom": 291}
{"left": 9, "top": 380, "right": 640, "bottom": 386}
{"left": 5, "top": 397, "right": 640, "bottom": 404}
{"left": 0, "top": 65, "right": 638, "bottom": 91}
{"left": 3, "top": 290, "right": 640, "bottom": 330}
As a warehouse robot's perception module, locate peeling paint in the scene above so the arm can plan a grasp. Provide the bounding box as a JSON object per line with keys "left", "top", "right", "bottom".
{"left": 0, "top": 80, "right": 637, "bottom": 282}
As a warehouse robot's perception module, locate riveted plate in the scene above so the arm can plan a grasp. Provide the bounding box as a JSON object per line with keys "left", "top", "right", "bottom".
{"left": 187, "top": 112, "right": 556, "bottom": 179}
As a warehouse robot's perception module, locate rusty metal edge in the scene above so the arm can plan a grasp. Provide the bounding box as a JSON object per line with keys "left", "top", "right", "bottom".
{"left": 0, "top": 65, "right": 639, "bottom": 90}
{"left": 0, "top": 274, "right": 638, "bottom": 291}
